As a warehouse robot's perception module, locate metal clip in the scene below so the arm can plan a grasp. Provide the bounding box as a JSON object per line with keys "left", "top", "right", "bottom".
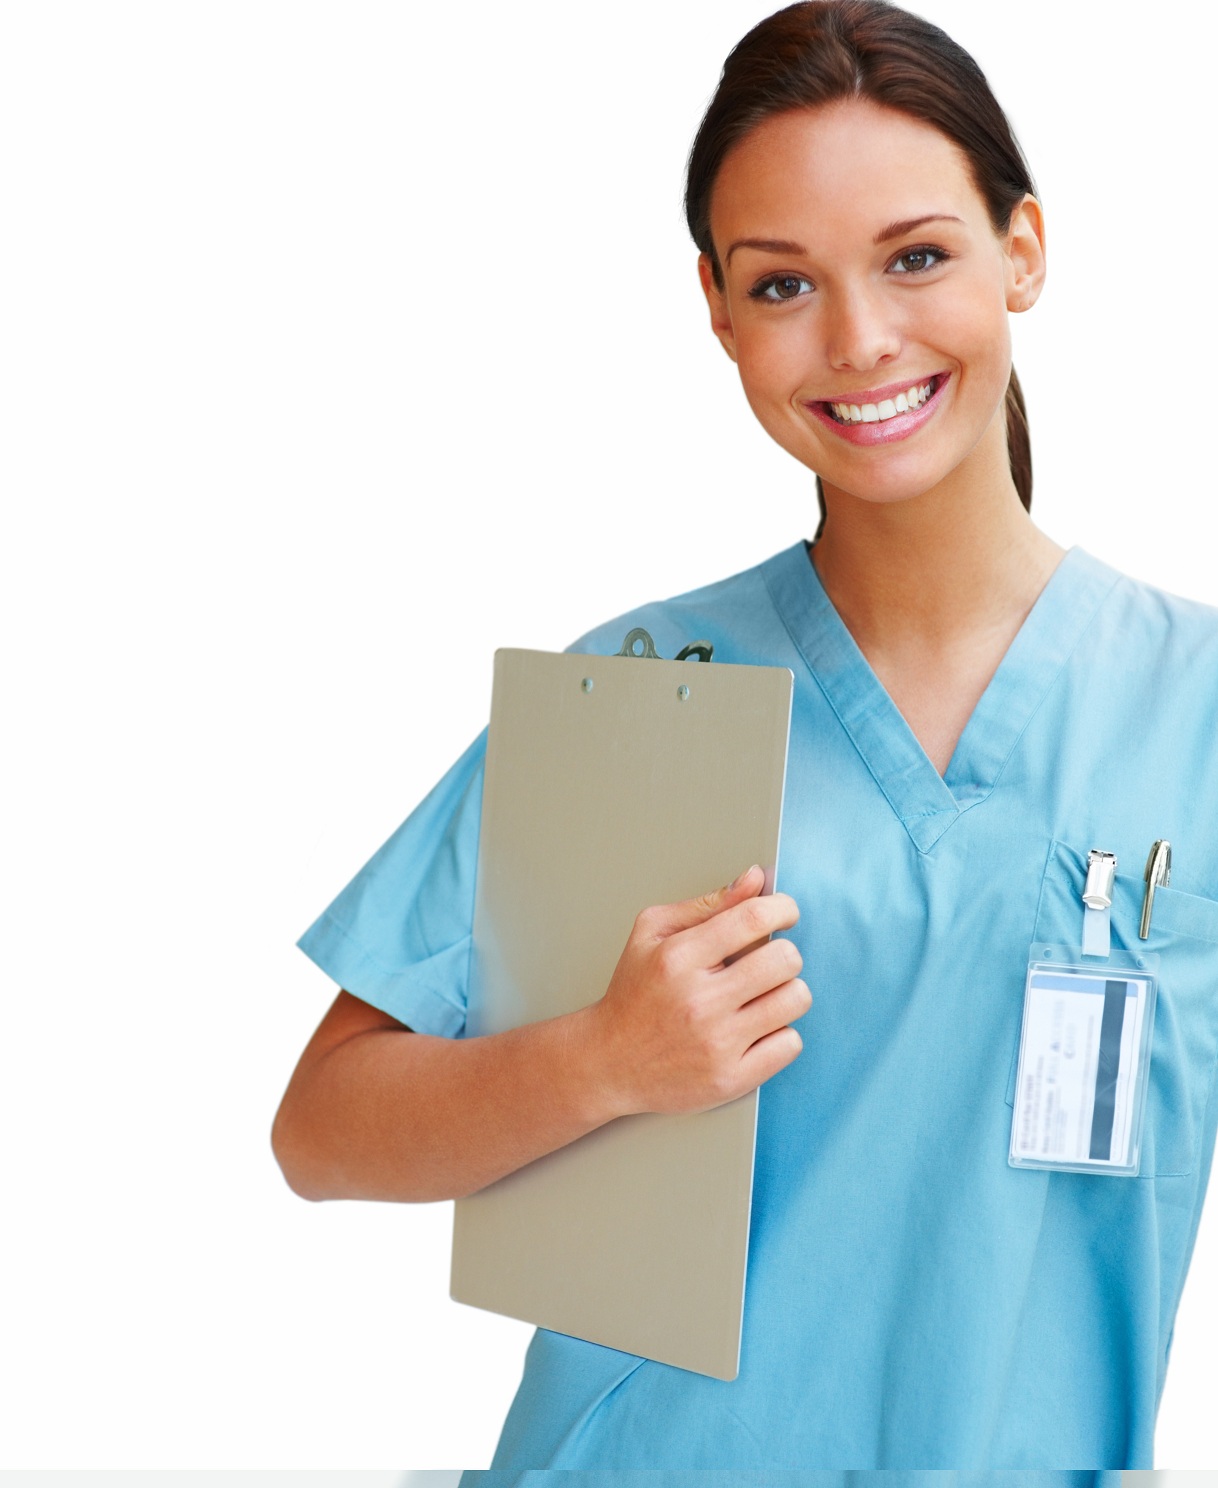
{"left": 1081, "top": 849, "right": 1117, "bottom": 958}
{"left": 616, "top": 627, "right": 661, "bottom": 660}
{"left": 1083, "top": 849, "right": 1117, "bottom": 910}
{"left": 616, "top": 627, "right": 714, "bottom": 663}
{"left": 1139, "top": 840, "right": 1172, "bottom": 939}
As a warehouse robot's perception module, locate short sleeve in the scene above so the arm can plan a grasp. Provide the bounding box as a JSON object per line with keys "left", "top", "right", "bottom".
{"left": 296, "top": 730, "right": 487, "bottom": 1038}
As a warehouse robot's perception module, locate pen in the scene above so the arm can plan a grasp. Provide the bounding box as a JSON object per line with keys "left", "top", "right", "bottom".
{"left": 1139, "top": 839, "right": 1171, "bottom": 939}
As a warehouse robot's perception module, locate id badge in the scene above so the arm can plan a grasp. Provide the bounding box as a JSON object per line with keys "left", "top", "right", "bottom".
{"left": 1009, "top": 946, "right": 1158, "bottom": 1176}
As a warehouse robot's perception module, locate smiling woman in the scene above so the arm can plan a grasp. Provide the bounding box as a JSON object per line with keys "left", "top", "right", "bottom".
{"left": 696, "top": 102, "right": 1044, "bottom": 547}
{"left": 273, "top": 0, "right": 1218, "bottom": 1480}
{"left": 686, "top": 0, "right": 1039, "bottom": 538}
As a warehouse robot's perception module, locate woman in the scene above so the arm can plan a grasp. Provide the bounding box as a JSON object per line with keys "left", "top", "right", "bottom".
{"left": 273, "top": 0, "right": 1218, "bottom": 1475}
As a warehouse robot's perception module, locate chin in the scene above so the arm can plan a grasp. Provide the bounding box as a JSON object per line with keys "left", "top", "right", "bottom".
{"left": 821, "top": 466, "right": 950, "bottom": 509}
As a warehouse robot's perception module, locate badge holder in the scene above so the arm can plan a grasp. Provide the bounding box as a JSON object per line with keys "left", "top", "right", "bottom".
{"left": 1009, "top": 850, "right": 1158, "bottom": 1177}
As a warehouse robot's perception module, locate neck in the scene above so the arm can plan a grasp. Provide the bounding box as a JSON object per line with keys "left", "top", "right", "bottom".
{"left": 811, "top": 426, "right": 1064, "bottom": 658}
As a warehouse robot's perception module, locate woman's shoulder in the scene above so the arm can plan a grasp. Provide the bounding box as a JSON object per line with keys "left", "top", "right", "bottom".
{"left": 563, "top": 541, "right": 805, "bottom": 664}
{"left": 1069, "top": 552, "right": 1218, "bottom": 743}
{"left": 1089, "top": 549, "right": 1218, "bottom": 648}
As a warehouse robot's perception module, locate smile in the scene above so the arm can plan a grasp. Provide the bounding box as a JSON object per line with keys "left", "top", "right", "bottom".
{"left": 804, "top": 372, "right": 949, "bottom": 446}
{"left": 828, "top": 378, "right": 936, "bottom": 424}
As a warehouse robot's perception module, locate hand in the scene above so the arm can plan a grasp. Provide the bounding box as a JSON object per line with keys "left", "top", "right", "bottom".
{"left": 580, "top": 865, "right": 809, "bottom": 1118}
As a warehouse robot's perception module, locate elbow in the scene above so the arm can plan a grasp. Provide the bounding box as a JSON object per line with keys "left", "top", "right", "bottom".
{"left": 270, "top": 1105, "right": 330, "bottom": 1203}
{"left": 269, "top": 1098, "right": 451, "bottom": 1204}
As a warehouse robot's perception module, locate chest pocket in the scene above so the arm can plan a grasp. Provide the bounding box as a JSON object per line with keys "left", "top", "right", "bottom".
{"left": 1004, "top": 840, "right": 1218, "bottom": 1178}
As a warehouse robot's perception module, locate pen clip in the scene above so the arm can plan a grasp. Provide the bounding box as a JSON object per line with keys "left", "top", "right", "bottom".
{"left": 1139, "top": 839, "right": 1172, "bottom": 940}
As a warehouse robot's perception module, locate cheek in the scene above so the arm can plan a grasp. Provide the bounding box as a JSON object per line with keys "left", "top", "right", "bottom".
{"left": 732, "top": 317, "right": 811, "bottom": 400}
{"left": 731, "top": 323, "right": 818, "bottom": 461}
{"left": 932, "top": 283, "right": 1012, "bottom": 391}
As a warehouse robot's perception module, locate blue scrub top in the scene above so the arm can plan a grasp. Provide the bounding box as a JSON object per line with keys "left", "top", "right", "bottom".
{"left": 298, "top": 541, "right": 1218, "bottom": 1475}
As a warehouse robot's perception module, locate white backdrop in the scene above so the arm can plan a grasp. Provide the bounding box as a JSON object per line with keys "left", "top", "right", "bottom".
{"left": 4, "top": 0, "right": 1216, "bottom": 1470}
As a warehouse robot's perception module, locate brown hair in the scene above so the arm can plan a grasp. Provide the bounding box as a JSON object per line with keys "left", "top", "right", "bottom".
{"left": 684, "top": 0, "right": 1036, "bottom": 534}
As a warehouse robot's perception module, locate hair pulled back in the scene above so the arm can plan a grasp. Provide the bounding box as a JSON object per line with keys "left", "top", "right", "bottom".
{"left": 684, "top": 0, "right": 1036, "bottom": 527}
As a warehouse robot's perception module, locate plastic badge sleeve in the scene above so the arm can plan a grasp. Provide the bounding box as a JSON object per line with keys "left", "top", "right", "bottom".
{"left": 1009, "top": 945, "right": 1159, "bottom": 1177}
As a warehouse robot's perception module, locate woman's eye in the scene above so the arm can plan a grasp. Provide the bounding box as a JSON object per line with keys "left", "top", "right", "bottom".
{"left": 749, "top": 273, "right": 814, "bottom": 302}
{"left": 890, "top": 246, "right": 949, "bottom": 274}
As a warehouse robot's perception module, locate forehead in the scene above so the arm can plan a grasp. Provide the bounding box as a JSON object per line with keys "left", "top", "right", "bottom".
{"left": 710, "top": 99, "right": 987, "bottom": 254}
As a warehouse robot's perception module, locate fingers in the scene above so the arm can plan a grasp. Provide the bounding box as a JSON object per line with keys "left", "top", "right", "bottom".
{"left": 720, "top": 934, "right": 804, "bottom": 1002}
{"left": 690, "top": 889, "right": 801, "bottom": 969}
{"left": 684, "top": 982, "right": 810, "bottom": 1110}
{"left": 735, "top": 1022, "right": 806, "bottom": 1093}
{"left": 734, "top": 976, "right": 813, "bottom": 1048}
{"left": 637, "top": 863, "right": 766, "bottom": 941}
{"left": 600, "top": 868, "right": 809, "bottom": 1117}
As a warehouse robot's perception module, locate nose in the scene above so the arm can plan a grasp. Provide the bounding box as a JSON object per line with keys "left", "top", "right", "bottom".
{"left": 822, "top": 285, "right": 901, "bottom": 374}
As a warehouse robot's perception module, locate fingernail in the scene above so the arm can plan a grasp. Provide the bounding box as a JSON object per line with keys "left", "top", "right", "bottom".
{"left": 729, "top": 865, "right": 760, "bottom": 890}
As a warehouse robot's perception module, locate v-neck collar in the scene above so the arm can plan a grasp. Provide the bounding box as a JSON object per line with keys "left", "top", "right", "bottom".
{"left": 763, "top": 540, "right": 1122, "bottom": 853}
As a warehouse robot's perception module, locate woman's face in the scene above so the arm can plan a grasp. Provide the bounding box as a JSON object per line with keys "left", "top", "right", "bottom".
{"left": 699, "top": 99, "right": 1045, "bottom": 509}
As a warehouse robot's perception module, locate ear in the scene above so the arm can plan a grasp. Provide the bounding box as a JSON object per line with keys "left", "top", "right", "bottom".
{"left": 1005, "top": 194, "right": 1046, "bottom": 313}
{"left": 698, "top": 252, "right": 739, "bottom": 363}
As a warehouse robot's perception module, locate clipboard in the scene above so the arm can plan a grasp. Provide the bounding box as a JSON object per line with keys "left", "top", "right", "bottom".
{"left": 450, "top": 629, "right": 793, "bottom": 1380}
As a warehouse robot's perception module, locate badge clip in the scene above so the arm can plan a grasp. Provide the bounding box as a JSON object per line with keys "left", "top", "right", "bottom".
{"left": 1081, "top": 848, "right": 1117, "bottom": 957}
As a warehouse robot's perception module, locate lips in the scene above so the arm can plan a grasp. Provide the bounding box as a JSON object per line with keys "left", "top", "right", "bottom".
{"left": 826, "top": 375, "right": 936, "bottom": 425}
{"left": 804, "top": 371, "right": 950, "bottom": 447}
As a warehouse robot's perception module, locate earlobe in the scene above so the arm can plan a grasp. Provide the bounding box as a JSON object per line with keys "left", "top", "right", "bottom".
{"left": 697, "top": 252, "right": 739, "bottom": 363}
{"left": 1006, "top": 194, "right": 1047, "bottom": 313}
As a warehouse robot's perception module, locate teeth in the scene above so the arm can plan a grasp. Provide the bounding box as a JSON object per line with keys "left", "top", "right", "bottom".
{"left": 830, "top": 379, "right": 935, "bottom": 424}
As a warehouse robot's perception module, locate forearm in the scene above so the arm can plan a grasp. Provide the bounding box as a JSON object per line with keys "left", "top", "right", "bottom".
{"left": 272, "top": 1005, "right": 620, "bottom": 1203}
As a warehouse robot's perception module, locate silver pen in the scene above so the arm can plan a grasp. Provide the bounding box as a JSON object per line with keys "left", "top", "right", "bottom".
{"left": 1139, "top": 839, "right": 1172, "bottom": 939}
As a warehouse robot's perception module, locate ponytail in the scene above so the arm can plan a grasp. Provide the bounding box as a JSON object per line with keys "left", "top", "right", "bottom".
{"left": 1005, "top": 365, "right": 1032, "bottom": 513}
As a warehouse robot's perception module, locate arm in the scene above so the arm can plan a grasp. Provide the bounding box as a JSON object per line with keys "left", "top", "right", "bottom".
{"left": 271, "top": 865, "right": 810, "bottom": 1203}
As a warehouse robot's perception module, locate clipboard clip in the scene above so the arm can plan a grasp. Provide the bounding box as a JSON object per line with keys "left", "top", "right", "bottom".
{"left": 616, "top": 627, "right": 714, "bottom": 663}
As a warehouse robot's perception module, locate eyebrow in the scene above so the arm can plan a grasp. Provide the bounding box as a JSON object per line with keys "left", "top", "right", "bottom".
{"left": 873, "top": 214, "right": 964, "bottom": 244}
{"left": 724, "top": 237, "right": 805, "bottom": 267}
{"left": 723, "top": 215, "right": 964, "bottom": 266}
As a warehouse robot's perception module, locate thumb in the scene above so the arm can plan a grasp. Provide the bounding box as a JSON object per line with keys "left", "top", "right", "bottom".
{"left": 646, "top": 864, "right": 764, "bottom": 939}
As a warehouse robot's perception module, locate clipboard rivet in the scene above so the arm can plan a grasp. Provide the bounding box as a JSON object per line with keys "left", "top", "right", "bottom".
{"left": 581, "top": 677, "right": 594, "bottom": 693}
{"left": 677, "top": 684, "right": 690, "bottom": 701}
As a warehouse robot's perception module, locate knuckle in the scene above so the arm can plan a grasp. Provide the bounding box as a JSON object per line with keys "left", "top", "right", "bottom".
{"left": 654, "top": 939, "right": 687, "bottom": 982}
{"left": 633, "top": 904, "right": 662, "bottom": 935}
{"left": 708, "top": 1063, "right": 740, "bottom": 1104}
{"left": 696, "top": 1019, "right": 730, "bottom": 1063}
{"left": 674, "top": 992, "right": 706, "bottom": 1036}
{"left": 739, "top": 898, "right": 768, "bottom": 937}
{"left": 783, "top": 985, "right": 810, "bottom": 1023}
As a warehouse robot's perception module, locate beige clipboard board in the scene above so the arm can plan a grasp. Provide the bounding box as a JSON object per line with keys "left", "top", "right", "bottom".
{"left": 450, "top": 632, "right": 793, "bottom": 1380}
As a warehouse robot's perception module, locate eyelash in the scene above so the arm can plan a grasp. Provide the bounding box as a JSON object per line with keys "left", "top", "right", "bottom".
{"left": 890, "top": 244, "right": 952, "bottom": 275}
{"left": 746, "top": 244, "right": 953, "bottom": 302}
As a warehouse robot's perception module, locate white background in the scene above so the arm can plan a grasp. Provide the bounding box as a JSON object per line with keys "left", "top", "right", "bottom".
{"left": 4, "top": 0, "right": 1216, "bottom": 1470}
